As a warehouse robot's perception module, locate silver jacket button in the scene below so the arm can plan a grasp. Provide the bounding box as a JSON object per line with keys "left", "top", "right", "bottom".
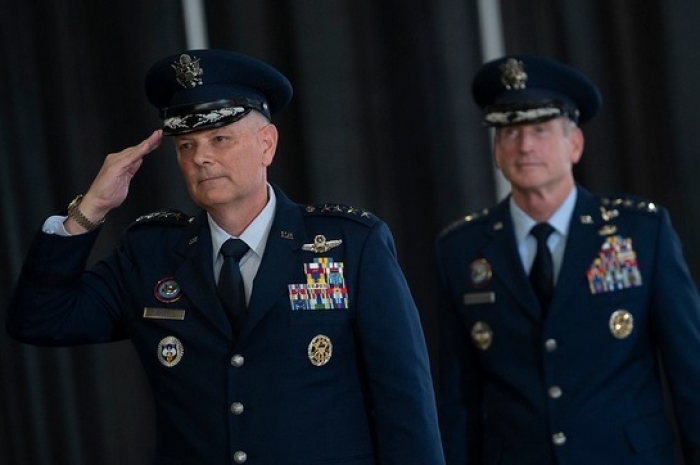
{"left": 231, "top": 402, "right": 244, "bottom": 415}
{"left": 544, "top": 338, "right": 558, "bottom": 352}
{"left": 548, "top": 385, "right": 562, "bottom": 399}
{"left": 552, "top": 432, "right": 567, "bottom": 446}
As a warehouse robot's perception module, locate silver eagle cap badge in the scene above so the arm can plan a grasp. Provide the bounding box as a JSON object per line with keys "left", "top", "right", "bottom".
{"left": 172, "top": 53, "right": 204, "bottom": 88}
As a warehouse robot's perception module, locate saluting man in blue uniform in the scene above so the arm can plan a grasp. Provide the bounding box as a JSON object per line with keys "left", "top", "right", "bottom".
{"left": 7, "top": 50, "right": 445, "bottom": 464}
{"left": 436, "top": 55, "right": 700, "bottom": 464}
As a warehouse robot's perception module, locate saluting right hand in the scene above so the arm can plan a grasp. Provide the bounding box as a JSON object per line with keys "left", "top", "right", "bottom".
{"left": 64, "top": 129, "right": 163, "bottom": 234}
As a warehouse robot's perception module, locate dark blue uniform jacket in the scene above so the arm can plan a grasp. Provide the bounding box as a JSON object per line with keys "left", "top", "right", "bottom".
{"left": 7, "top": 185, "right": 444, "bottom": 465}
{"left": 437, "top": 186, "right": 700, "bottom": 465}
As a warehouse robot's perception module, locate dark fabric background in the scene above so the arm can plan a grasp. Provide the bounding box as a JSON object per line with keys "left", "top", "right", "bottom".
{"left": 1, "top": 1, "right": 699, "bottom": 463}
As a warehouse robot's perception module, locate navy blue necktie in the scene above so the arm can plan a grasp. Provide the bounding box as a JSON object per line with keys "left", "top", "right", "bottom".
{"left": 530, "top": 223, "right": 555, "bottom": 312}
{"left": 217, "top": 238, "right": 249, "bottom": 338}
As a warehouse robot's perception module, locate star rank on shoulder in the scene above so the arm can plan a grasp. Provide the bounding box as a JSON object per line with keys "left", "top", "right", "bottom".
{"left": 303, "top": 203, "right": 378, "bottom": 226}
{"left": 439, "top": 208, "right": 491, "bottom": 238}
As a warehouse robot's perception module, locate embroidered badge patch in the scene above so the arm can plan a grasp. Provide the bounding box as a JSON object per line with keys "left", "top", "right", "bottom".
{"left": 586, "top": 235, "right": 642, "bottom": 294}
{"left": 288, "top": 258, "right": 348, "bottom": 310}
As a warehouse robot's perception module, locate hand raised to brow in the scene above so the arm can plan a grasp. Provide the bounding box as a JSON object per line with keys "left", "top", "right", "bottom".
{"left": 65, "top": 130, "right": 163, "bottom": 234}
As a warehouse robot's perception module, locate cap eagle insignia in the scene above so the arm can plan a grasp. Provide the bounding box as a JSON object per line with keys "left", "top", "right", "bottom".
{"left": 500, "top": 58, "right": 527, "bottom": 90}
{"left": 172, "top": 54, "right": 204, "bottom": 88}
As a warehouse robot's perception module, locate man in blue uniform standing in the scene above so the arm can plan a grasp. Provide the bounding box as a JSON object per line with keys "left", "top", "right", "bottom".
{"left": 7, "top": 49, "right": 445, "bottom": 464}
{"left": 436, "top": 55, "right": 700, "bottom": 464}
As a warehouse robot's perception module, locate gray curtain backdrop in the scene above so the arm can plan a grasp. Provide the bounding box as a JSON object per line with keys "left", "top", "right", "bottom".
{"left": 1, "top": 0, "right": 698, "bottom": 463}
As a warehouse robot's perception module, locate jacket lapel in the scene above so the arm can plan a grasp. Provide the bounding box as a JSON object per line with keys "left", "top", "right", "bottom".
{"left": 481, "top": 199, "right": 543, "bottom": 320}
{"left": 551, "top": 186, "right": 606, "bottom": 311}
{"left": 173, "top": 212, "right": 233, "bottom": 339}
{"left": 240, "top": 187, "right": 308, "bottom": 341}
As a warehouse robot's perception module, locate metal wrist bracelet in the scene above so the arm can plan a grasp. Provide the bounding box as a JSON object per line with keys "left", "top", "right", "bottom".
{"left": 67, "top": 194, "right": 105, "bottom": 231}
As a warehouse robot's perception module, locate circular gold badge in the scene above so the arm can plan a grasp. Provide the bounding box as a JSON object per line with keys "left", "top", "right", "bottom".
{"left": 609, "top": 310, "right": 634, "bottom": 339}
{"left": 307, "top": 334, "right": 333, "bottom": 366}
{"left": 157, "top": 336, "right": 184, "bottom": 367}
{"left": 471, "top": 321, "right": 493, "bottom": 350}
{"left": 469, "top": 259, "right": 492, "bottom": 288}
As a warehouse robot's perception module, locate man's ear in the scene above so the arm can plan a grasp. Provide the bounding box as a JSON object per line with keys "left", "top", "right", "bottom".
{"left": 570, "top": 127, "right": 584, "bottom": 165}
{"left": 259, "top": 123, "right": 278, "bottom": 166}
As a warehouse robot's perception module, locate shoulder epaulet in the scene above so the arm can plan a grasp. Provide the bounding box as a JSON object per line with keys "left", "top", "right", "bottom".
{"left": 302, "top": 203, "right": 378, "bottom": 226}
{"left": 130, "top": 209, "right": 193, "bottom": 227}
{"left": 599, "top": 196, "right": 659, "bottom": 218}
{"left": 439, "top": 208, "right": 490, "bottom": 237}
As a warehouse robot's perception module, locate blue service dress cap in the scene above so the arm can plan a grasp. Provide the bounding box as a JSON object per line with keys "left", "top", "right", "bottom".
{"left": 472, "top": 55, "right": 602, "bottom": 126}
{"left": 145, "top": 49, "right": 293, "bottom": 135}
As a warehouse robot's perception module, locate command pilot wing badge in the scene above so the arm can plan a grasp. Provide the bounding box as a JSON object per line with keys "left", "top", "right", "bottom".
{"left": 302, "top": 235, "right": 342, "bottom": 253}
